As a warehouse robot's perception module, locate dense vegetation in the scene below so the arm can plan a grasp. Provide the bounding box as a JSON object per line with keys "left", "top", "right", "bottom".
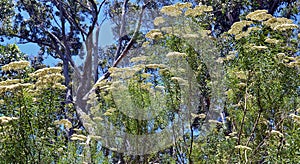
{"left": 0, "top": 0, "right": 299, "bottom": 163}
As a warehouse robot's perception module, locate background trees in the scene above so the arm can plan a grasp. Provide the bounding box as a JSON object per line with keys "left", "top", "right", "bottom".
{"left": 0, "top": 0, "right": 299, "bottom": 163}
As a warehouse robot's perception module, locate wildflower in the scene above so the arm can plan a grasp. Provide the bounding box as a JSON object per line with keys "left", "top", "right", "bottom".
{"left": 263, "top": 17, "right": 293, "bottom": 30}
{"left": 235, "top": 145, "right": 252, "bottom": 151}
{"left": 229, "top": 132, "right": 238, "bottom": 136}
{"left": 145, "top": 29, "right": 163, "bottom": 40}
{"left": 53, "top": 83, "right": 67, "bottom": 90}
{"left": 93, "top": 117, "right": 103, "bottom": 121}
{"left": 142, "top": 41, "right": 150, "bottom": 47}
{"left": 141, "top": 83, "right": 153, "bottom": 90}
{"left": 274, "top": 24, "right": 298, "bottom": 31}
{"left": 141, "top": 73, "right": 151, "bottom": 78}
{"left": 106, "top": 108, "right": 116, "bottom": 113}
{"left": 265, "top": 38, "right": 280, "bottom": 44}
{"left": 171, "top": 77, "right": 187, "bottom": 84}
{"left": 182, "top": 33, "right": 199, "bottom": 38}
{"left": 216, "top": 57, "right": 224, "bottom": 63}
{"left": 130, "top": 56, "right": 148, "bottom": 63}
{"left": 290, "top": 114, "right": 300, "bottom": 121}
{"left": 103, "top": 112, "right": 113, "bottom": 116}
{"left": 0, "top": 116, "right": 19, "bottom": 125}
{"left": 70, "top": 134, "right": 87, "bottom": 141}
{"left": 54, "top": 119, "right": 72, "bottom": 129}
{"left": 228, "top": 21, "right": 253, "bottom": 35}
{"left": 174, "top": 2, "right": 192, "bottom": 9}
{"left": 184, "top": 5, "right": 212, "bottom": 17}
{"left": 251, "top": 45, "right": 268, "bottom": 50}
{"left": 30, "top": 67, "right": 62, "bottom": 78}
{"left": 146, "top": 64, "right": 167, "bottom": 69}
{"left": 226, "top": 54, "right": 236, "bottom": 60}
{"left": 160, "top": 5, "right": 182, "bottom": 17}
{"left": 90, "top": 135, "right": 102, "bottom": 140}
{"left": 153, "top": 16, "right": 165, "bottom": 26}
{"left": 246, "top": 10, "right": 272, "bottom": 21}
{"left": 237, "top": 82, "right": 247, "bottom": 88}
{"left": 1, "top": 60, "right": 30, "bottom": 71}
{"left": 0, "top": 83, "right": 33, "bottom": 94}
{"left": 57, "top": 148, "right": 64, "bottom": 152}
{"left": 235, "top": 71, "right": 247, "bottom": 80}
{"left": 166, "top": 52, "right": 187, "bottom": 58}
{"left": 0, "top": 79, "right": 23, "bottom": 85}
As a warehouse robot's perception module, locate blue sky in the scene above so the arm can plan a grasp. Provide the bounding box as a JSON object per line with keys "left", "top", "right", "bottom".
{"left": 2, "top": 18, "right": 115, "bottom": 66}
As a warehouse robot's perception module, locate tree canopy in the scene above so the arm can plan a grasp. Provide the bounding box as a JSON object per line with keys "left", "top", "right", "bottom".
{"left": 0, "top": 0, "right": 299, "bottom": 163}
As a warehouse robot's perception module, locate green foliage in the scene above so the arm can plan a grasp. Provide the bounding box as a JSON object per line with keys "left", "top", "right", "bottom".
{"left": 0, "top": 1, "right": 300, "bottom": 163}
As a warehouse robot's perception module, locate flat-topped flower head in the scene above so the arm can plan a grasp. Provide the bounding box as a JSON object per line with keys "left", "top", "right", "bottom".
{"left": 1, "top": 60, "right": 30, "bottom": 71}
{"left": 251, "top": 45, "right": 268, "bottom": 51}
{"left": 274, "top": 24, "right": 298, "bottom": 31}
{"left": 166, "top": 52, "right": 187, "bottom": 58}
{"left": 174, "top": 2, "right": 192, "bottom": 9}
{"left": 263, "top": 17, "right": 294, "bottom": 30}
{"left": 153, "top": 16, "right": 165, "bottom": 26}
{"left": 70, "top": 134, "right": 87, "bottom": 141}
{"left": 234, "top": 27, "right": 260, "bottom": 40}
{"left": 235, "top": 145, "right": 252, "bottom": 151}
{"left": 228, "top": 21, "right": 253, "bottom": 35}
{"left": 246, "top": 10, "right": 272, "bottom": 21}
{"left": 265, "top": 38, "right": 280, "bottom": 44}
{"left": 145, "top": 29, "right": 163, "bottom": 40}
{"left": 0, "top": 83, "right": 32, "bottom": 94}
{"left": 0, "top": 79, "right": 23, "bottom": 86}
{"left": 160, "top": 5, "right": 182, "bottom": 17}
{"left": 54, "top": 119, "right": 72, "bottom": 129}
{"left": 31, "top": 67, "right": 62, "bottom": 78}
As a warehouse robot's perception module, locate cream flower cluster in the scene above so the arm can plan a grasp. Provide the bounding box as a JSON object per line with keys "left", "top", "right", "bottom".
{"left": 274, "top": 24, "right": 298, "bottom": 31}
{"left": 160, "top": 5, "right": 182, "bottom": 17}
{"left": 234, "top": 27, "right": 261, "bottom": 40}
{"left": 185, "top": 5, "right": 213, "bottom": 17}
{"left": 0, "top": 116, "right": 18, "bottom": 125}
{"left": 145, "top": 29, "right": 163, "bottom": 40}
{"left": 70, "top": 134, "right": 87, "bottom": 141}
{"left": 54, "top": 119, "right": 72, "bottom": 129}
{"left": 246, "top": 10, "right": 272, "bottom": 21}
{"left": 264, "top": 38, "right": 280, "bottom": 44}
{"left": 228, "top": 21, "right": 253, "bottom": 35}
{"left": 263, "top": 17, "right": 295, "bottom": 30}
{"left": 235, "top": 145, "right": 252, "bottom": 151}
{"left": 251, "top": 45, "right": 268, "bottom": 51}
{"left": 174, "top": 2, "right": 193, "bottom": 9}
{"left": 0, "top": 83, "right": 32, "bottom": 94}
{"left": 166, "top": 52, "right": 187, "bottom": 58}
{"left": 153, "top": 16, "right": 165, "bottom": 26}
{"left": 1, "top": 60, "right": 30, "bottom": 71}
{"left": 30, "top": 67, "right": 66, "bottom": 90}
{"left": 30, "top": 67, "right": 62, "bottom": 77}
{"left": 228, "top": 10, "right": 298, "bottom": 40}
